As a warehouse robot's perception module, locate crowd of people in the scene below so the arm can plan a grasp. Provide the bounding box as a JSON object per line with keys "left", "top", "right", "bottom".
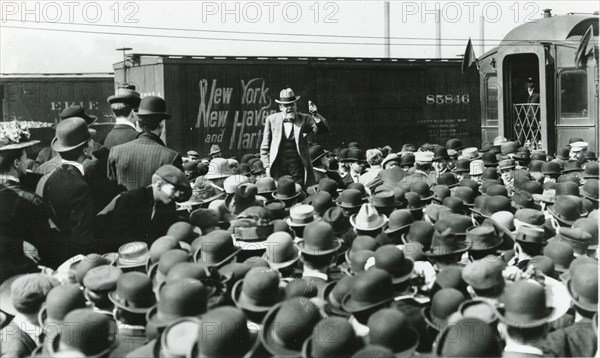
{"left": 0, "top": 85, "right": 598, "bottom": 358}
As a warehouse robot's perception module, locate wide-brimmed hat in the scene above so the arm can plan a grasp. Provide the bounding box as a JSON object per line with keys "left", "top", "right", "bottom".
{"left": 350, "top": 204, "right": 387, "bottom": 231}
{"left": 424, "top": 228, "right": 470, "bottom": 257}
{"left": 146, "top": 278, "right": 208, "bottom": 327}
{"left": 260, "top": 298, "right": 321, "bottom": 356}
{"left": 134, "top": 96, "right": 171, "bottom": 120}
{"left": 275, "top": 87, "right": 301, "bottom": 104}
{"left": 273, "top": 178, "right": 302, "bottom": 201}
{"left": 51, "top": 117, "right": 94, "bottom": 152}
{"left": 566, "top": 263, "right": 598, "bottom": 312}
{"left": 371, "top": 245, "right": 414, "bottom": 284}
{"left": 205, "top": 158, "right": 232, "bottom": 179}
{"left": 109, "top": 272, "right": 156, "bottom": 314}
{"left": 116, "top": 242, "right": 150, "bottom": 269}
{"left": 208, "top": 144, "right": 221, "bottom": 155}
{"left": 302, "top": 317, "right": 360, "bottom": 358}
{"left": 107, "top": 87, "right": 141, "bottom": 106}
{"left": 341, "top": 268, "right": 394, "bottom": 314}
{"left": 232, "top": 267, "right": 285, "bottom": 313}
{"left": 367, "top": 308, "right": 419, "bottom": 356}
{"left": 422, "top": 288, "right": 466, "bottom": 331}
{"left": 263, "top": 232, "right": 300, "bottom": 270}
{"left": 494, "top": 280, "right": 554, "bottom": 327}
{"left": 466, "top": 226, "right": 502, "bottom": 251}
{"left": 298, "top": 221, "right": 341, "bottom": 256}
{"left": 194, "top": 230, "right": 241, "bottom": 268}
{"left": 286, "top": 204, "right": 320, "bottom": 227}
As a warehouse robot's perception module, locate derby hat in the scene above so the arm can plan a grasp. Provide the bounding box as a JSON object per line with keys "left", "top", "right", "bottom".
{"left": 556, "top": 148, "right": 570, "bottom": 160}
{"left": 251, "top": 160, "right": 266, "bottom": 174}
{"left": 205, "top": 158, "right": 232, "bottom": 179}
{"left": 226, "top": 183, "right": 261, "bottom": 214}
{"left": 385, "top": 209, "right": 414, "bottom": 235}
{"left": 399, "top": 153, "right": 415, "bottom": 167}
{"left": 573, "top": 217, "right": 598, "bottom": 249}
{"left": 348, "top": 251, "right": 372, "bottom": 274}
{"left": 194, "top": 230, "right": 241, "bottom": 267}
{"left": 304, "top": 191, "right": 333, "bottom": 216}
{"left": 273, "top": 177, "right": 302, "bottom": 201}
{"left": 460, "top": 178, "right": 480, "bottom": 193}
{"left": 555, "top": 181, "right": 580, "bottom": 197}
{"left": 522, "top": 180, "right": 544, "bottom": 195}
{"left": 437, "top": 172, "right": 459, "bottom": 188}
{"left": 367, "top": 308, "right": 419, "bottom": 356}
{"left": 553, "top": 227, "right": 592, "bottom": 254}
{"left": 167, "top": 221, "right": 198, "bottom": 244}
{"left": 236, "top": 163, "right": 252, "bottom": 176}
{"left": 59, "top": 105, "right": 97, "bottom": 125}
{"left": 40, "top": 283, "right": 87, "bottom": 325}
{"left": 512, "top": 190, "right": 536, "bottom": 210}
{"left": 116, "top": 242, "right": 150, "bottom": 269}
{"left": 51, "top": 117, "right": 93, "bottom": 152}
{"left": 427, "top": 202, "right": 453, "bottom": 221}
{"left": 320, "top": 276, "right": 355, "bottom": 318}
{"left": 458, "top": 298, "right": 498, "bottom": 325}
{"left": 150, "top": 249, "right": 190, "bottom": 285}
{"left": 82, "top": 265, "right": 121, "bottom": 296}
{"left": 350, "top": 204, "right": 387, "bottom": 231}
{"left": 232, "top": 267, "right": 285, "bottom": 312}
{"left": 566, "top": 263, "right": 598, "bottom": 312}
{"left": 266, "top": 200, "right": 287, "bottom": 220}
{"left": 563, "top": 160, "right": 583, "bottom": 173}
{"left": 433, "top": 185, "right": 451, "bottom": 204}
{"left": 404, "top": 192, "right": 426, "bottom": 214}
{"left": 302, "top": 317, "right": 359, "bottom": 358}
{"left": 107, "top": 87, "right": 141, "bottom": 105}
{"left": 336, "top": 189, "right": 363, "bottom": 209}
{"left": 47, "top": 309, "right": 118, "bottom": 358}
{"left": 514, "top": 208, "right": 544, "bottom": 228}
{"left": 372, "top": 245, "right": 414, "bottom": 284}
{"left": 341, "top": 268, "right": 395, "bottom": 314}
{"left": 530, "top": 255, "right": 556, "bottom": 277}
{"left": 146, "top": 278, "right": 208, "bottom": 327}
{"left": 347, "top": 236, "right": 380, "bottom": 264}
{"left": 148, "top": 236, "right": 186, "bottom": 267}
{"left": 434, "top": 317, "right": 502, "bottom": 357}
{"left": 402, "top": 221, "right": 434, "bottom": 250}
{"left": 195, "top": 307, "right": 252, "bottom": 358}
{"left": 466, "top": 226, "right": 502, "bottom": 251}
{"left": 583, "top": 162, "right": 599, "bottom": 179}
{"left": 542, "top": 161, "right": 562, "bottom": 176}
{"left": 501, "top": 141, "right": 519, "bottom": 155}
{"left": 483, "top": 195, "right": 512, "bottom": 217}
{"left": 434, "top": 214, "right": 473, "bottom": 237}
{"left": 453, "top": 186, "right": 476, "bottom": 207}
{"left": 482, "top": 152, "right": 499, "bottom": 169}
{"left": 531, "top": 151, "right": 548, "bottom": 161}
{"left": 422, "top": 288, "right": 466, "bottom": 331}
{"left": 309, "top": 145, "right": 326, "bottom": 163}
{"left": 424, "top": 228, "right": 470, "bottom": 257}
{"left": 260, "top": 298, "right": 321, "bottom": 356}
{"left": 263, "top": 232, "right": 300, "bottom": 270}
{"left": 256, "top": 177, "right": 277, "bottom": 194}
{"left": 548, "top": 196, "right": 580, "bottom": 225}
{"left": 134, "top": 95, "right": 171, "bottom": 120}
{"left": 470, "top": 195, "right": 488, "bottom": 216}
{"left": 410, "top": 181, "right": 433, "bottom": 201}
{"left": 445, "top": 138, "right": 464, "bottom": 152}
{"left": 433, "top": 146, "right": 450, "bottom": 161}
{"left": 543, "top": 241, "right": 574, "bottom": 273}
{"left": 462, "top": 257, "right": 505, "bottom": 291}
{"left": 321, "top": 206, "right": 350, "bottom": 236}
{"left": 286, "top": 204, "right": 320, "bottom": 227}
{"left": 453, "top": 159, "right": 471, "bottom": 173}
{"left": 345, "top": 148, "right": 366, "bottom": 162}
{"left": 284, "top": 279, "right": 319, "bottom": 299}
{"left": 372, "top": 191, "right": 396, "bottom": 210}
{"left": 495, "top": 280, "right": 554, "bottom": 327}
{"left": 160, "top": 317, "right": 201, "bottom": 358}
{"left": 529, "top": 160, "right": 544, "bottom": 172}
{"left": 109, "top": 272, "right": 156, "bottom": 314}
{"left": 485, "top": 183, "right": 508, "bottom": 197}
{"left": 581, "top": 179, "right": 599, "bottom": 202}
{"left": 275, "top": 87, "right": 301, "bottom": 104}
{"left": 299, "top": 221, "right": 341, "bottom": 256}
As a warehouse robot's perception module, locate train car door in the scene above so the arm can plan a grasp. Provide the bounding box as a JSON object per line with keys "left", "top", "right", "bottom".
{"left": 496, "top": 45, "right": 552, "bottom": 152}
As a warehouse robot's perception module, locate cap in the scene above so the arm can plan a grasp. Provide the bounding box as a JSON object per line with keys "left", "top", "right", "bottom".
{"left": 155, "top": 165, "right": 190, "bottom": 189}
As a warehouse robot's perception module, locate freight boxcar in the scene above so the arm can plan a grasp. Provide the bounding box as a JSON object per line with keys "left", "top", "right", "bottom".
{"left": 0, "top": 74, "right": 115, "bottom": 156}
{"left": 114, "top": 56, "right": 480, "bottom": 158}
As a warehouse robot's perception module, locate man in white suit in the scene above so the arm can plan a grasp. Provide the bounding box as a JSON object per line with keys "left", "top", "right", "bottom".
{"left": 260, "top": 87, "right": 329, "bottom": 188}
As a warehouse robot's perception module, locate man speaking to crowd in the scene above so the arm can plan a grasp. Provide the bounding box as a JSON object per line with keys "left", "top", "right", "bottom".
{"left": 260, "top": 87, "right": 329, "bottom": 188}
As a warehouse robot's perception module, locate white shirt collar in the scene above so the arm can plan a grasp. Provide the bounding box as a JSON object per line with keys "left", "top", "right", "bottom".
{"left": 115, "top": 117, "right": 138, "bottom": 130}
{"left": 61, "top": 160, "right": 85, "bottom": 175}
{"left": 302, "top": 267, "right": 328, "bottom": 281}
{"left": 0, "top": 174, "right": 20, "bottom": 183}
{"left": 504, "top": 340, "right": 544, "bottom": 356}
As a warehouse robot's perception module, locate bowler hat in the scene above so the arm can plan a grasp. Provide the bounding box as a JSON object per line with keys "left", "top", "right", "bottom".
{"left": 263, "top": 232, "right": 300, "bottom": 270}
{"left": 304, "top": 191, "right": 333, "bottom": 216}
{"left": 134, "top": 96, "right": 171, "bottom": 120}
{"left": 51, "top": 117, "right": 93, "bottom": 152}
{"left": 514, "top": 208, "right": 545, "bottom": 228}
{"left": 566, "top": 263, "right": 598, "bottom": 312}
{"left": 275, "top": 87, "right": 301, "bottom": 104}
{"left": 384, "top": 209, "right": 414, "bottom": 234}
{"left": 483, "top": 195, "right": 512, "bottom": 216}
{"left": 453, "top": 159, "right": 471, "bottom": 173}
{"left": 341, "top": 268, "right": 394, "bottom": 314}
{"left": 543, "top": 241, "right": 574, "bottom": 273}
{"left": 109, "top": 272, "right": 156, "bottom": 314}
{"left": 453, "top": 186, "right": 475, "bottom": 207}
{"left": 562, "top": 160, "right": 583, "bottom": 173}
{"left": 320, "top": 276, "right": 355, "bottom": 318}
{"left": 273, "top": 177, "right": 301, "bottom": 201}
{"left": 501, "top": 141, "right": 519, "bottom": 155}
{"left": 345, "top": 148, "right": 366, "bottom": 162}
{"left": 150, "top": 249, "right": 190, "bottom": 285}
{"left": 322, "top": 206, "right": 350, "bottom": 236}
{"left": 433, "top": 147, "right": 450, "bottom": 161}
{"left": 553, "top": 227, "right": 592, "bottom": 254}
{"left": 437, "top": 172, "right": 459, "bottom": 188}
{"left": 482, "top": 152, "right": 499, "bottom": 167}
{"left": 148, "top": 236, "right": 184, "bottom": 268}
{"left": 48, "top": 309, "right": 118, "bottom": 358}
{"left": 226, "top": 183, "right": 260, "bottom": 214}
{"left": 446, "top": 138, "right": 464, "bottom": 151}
{"left": 583, "top": 162, "right": 599, "bottom": 179}
{"left": 428, "top": 202, "right": 454, "bottom": 220}
{"left": 458, "top": 299, "right": 498, "bottom": 325}
{"left": 556, "top": 148, "right": 570, "bottom": 160}
{"left": 405, "top": 192, "right": 426, "bottom": 214}
{"left": 522, "top": 180, "right": 543, "bottom": 195}
{"left": 286, "top": 204, "right": 319, "bottom": 227}
{"left": 167, "top": 222, "right": 198, "bottom": 244}
{"left": 581, "top": 179, "right": 599, "bottom": 202}
{"left": 309, "top": 145, "right": 326, "bottom": 163}
{"left": 160, "top": 317, "right": 201, "bottom": 358}
{"left": 542, "top": 161, "right": 562, "bottom": 176}
{"left": 302, "top": 317, "right": 359, "bottom": 358}
{"left": 266, "top": 200, "right": 287, "bottom": 220}
{"left": 107, "top": 87, "right": 141, "bottom": 105}
{"left": 530, "top": 255, "right": 556, "bottom": 278}
{"left": 315, "top": 178, "right": 339, "bottom": 198}
{"left": 555, "top": 182, "right": 580, "bottom": 197}
{"left": 346, "top": 236, "right": 379, "bottom": 264}
{"left": 424, "top": 229, "right": 470, "bottom": 257}
{"left": 194, "top": 230, "right": 241, "bottom": 267}
{"left": 434, "top": 317, "right": 502, "bottom": 357}
{"left": 285, "top": 279, "right": 319, "bottom": 299}
{"left": 256, "top": 177, "right": 277, "bottom": 195}
{"left": 205, "top": 158, "right": 232, "bottom": 179}
{"left": 59, "top": 105, "right": 97, "bottom": 125}
{"left": 515, "top": 225, "right": 546, "bottom": 246}
{"left": 462, "top": 257, "right": 505, "bottom": 291}
{"left": 8, "top": 274, "right": 58, "bottom": 316}
{"left": 495, "top": 280, "right": 554, "bottom": 327}
{"left": 431, "top": 265, "right": 467, "bottom": 297}
{"left": 372, "top": 245, "right": 414, "bottom": 284}
{"left": 368, "top": 308, "right": 419, "bottom": 356}
{"left": 485, "top": 183, "right": 508, "bottom": 197}
{"left": 422, "top": 288, "right": 465, "bottom": 331}
{"left": 410, "top": 182, "right": 433, "bottom": 201}
{"left": 548, "top": 196, "right": 580, "bottom": 225}
{"left": 146, "top": 278, "right": 208, "bottom": 327}
{"left": 512, "top": 190, "right": 536, "bottom": 210}
{"left": 336, "top": 189, "right": 363, "bottom": 209}
{"left": 195, "top": 306, "right": 252, "bottom": 358}
{"left": 573, "top": 217, "right": 598, "bottom": 249}
{"left": 116, "top": 242, "right": 150, "bottom": 269}
{"left": 402, "top": 221, "right": 434, "bottom": 249}
{"left": 41, "top": 284, "right": 87, "bottom": 325}
{"left": 236, "top": 163, "right": 252, "bottom": 176}
{"left": 350, "top": 204, "right": 387, "bottom": 231}
{"left": 434, "top": 214, "right": 473, "bottom": 237}
{"left": 466, "top": 226, "right": 502, "bottom": 251}
{"left": 232, "top": 267, "right": 285, "bottom": 313}
{"left": 372, "top": 191, "right": 395, "bottom": 210}
{"left": 82, "top": 265, "right": 121, "bottom": 295}
{"left": 251, "top": 160, "right": 265, "bottom": 174}
{"left": 299, "top": 221, "right": 341, "bottom": 256}
{"left": 382, "top": 153, "right": 400, "bottom": 167}
{"left": 260, "top": 298, "right": 320, "bottom": 356}
{"left": 433, "top": 185, "right": 451, "bottom": 204}
{"left": 400, "top": 153, "right": 415, "bottom": 167}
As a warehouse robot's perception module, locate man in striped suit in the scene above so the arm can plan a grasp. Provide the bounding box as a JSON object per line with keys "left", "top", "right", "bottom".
{"left": 108, "top": 96, "right": 182, "bottom": 190}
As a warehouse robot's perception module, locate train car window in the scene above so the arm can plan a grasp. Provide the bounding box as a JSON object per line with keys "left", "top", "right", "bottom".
{"left": 559, "top": 70, "right": 588, "bottom": 123}
{"left": 485, "top": 76, "right": 499, "bottom": 126}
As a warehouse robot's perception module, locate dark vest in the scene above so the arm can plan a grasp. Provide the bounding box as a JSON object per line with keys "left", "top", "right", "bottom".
{"left": 276, "top": 125, "right": 303, "bottom": 183}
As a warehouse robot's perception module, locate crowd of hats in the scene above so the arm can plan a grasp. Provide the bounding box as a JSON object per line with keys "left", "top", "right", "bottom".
{"left": 1, "top": 136, "right": 598, "bottom": 357}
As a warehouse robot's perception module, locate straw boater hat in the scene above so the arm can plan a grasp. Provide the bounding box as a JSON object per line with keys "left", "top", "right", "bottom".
{"left": 0, "top": 121, "right": 40, "bottom": 151}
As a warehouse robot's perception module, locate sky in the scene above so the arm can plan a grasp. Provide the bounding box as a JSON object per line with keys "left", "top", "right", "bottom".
{"left": 0, "top": 0, "right": 598, "bottom": 73}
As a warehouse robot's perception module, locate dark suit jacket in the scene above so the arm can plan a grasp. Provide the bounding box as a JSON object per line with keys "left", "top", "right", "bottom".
{"left": 366, "top": 167, "right": 409, "bottom": 192}
{"left": 540, "top": 318, "right": 597, "bottom": 357}
{"left": 527, "top": 92, "right": 540, "bottom": 104}
{"left": 99, "top": 186, "right": 179, "bottom": 251}
{"left": 108, "top": 132, "right": 183, "bottom": 190}
{"left": 43, "top": 164, "right": 98, "bottom": 268}
{"left": 260, "top": 112, "right": 328, "bottom": 187}
{"left": 103, "top": 123, "right": 139, "bottom": 149}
